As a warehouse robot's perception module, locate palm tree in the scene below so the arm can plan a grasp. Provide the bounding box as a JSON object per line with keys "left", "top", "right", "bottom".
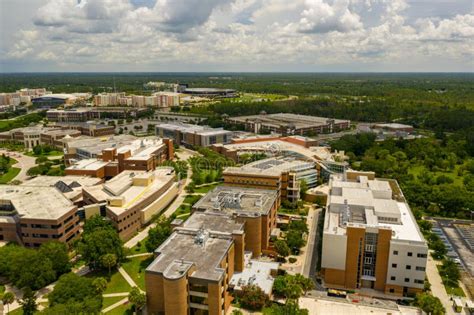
{"left": 128, "top": 287, "right": 146, "bottom": 314}
{"left": 100, "top": 253, "right": 117, "bottom": 276}
{"left": 2, "top": 291, "right": 15, "bottom": 313}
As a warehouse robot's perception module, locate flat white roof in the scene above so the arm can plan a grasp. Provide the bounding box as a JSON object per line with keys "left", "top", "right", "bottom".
{"left": 0, "top": 186, "right": 75, "bottom": 220}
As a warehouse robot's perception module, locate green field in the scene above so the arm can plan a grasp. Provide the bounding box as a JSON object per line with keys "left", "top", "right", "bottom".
{"left": 0, "top": 157, "right": 20, "bottom": 184}
{"left": 85, "top": 269, "right": 131, "bottom": 294}
{"left": 408, "top": 164, "right": 464, "bottom": 186}
{"left": 103, "top": 302, "right": 133, "bottom": 315}
{"left": 121, "top": 255, "right": 154, "bottom": 290}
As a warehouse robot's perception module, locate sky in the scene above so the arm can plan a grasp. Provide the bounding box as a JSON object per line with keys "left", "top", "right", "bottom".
{"left": 0, "top": 0, "right": 473, "bottom": 72}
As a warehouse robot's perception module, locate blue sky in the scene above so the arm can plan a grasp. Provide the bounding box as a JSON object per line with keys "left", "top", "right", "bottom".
{"left": 0, "top": 0, "right": 473, "bottom": 72}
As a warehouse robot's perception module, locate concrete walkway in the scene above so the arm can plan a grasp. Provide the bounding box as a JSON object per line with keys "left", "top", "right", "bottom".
{"left": 426, "top": 254, "right": 455, "bottom": 315}
{"left": 0, "top": 149, "right": 36, "bottom": 182}
{"left": 118, "top": 267, "right": 141, "bottom": 290}
{"left": 303, "top": 207, "right": 321, "bottom": 278}
{"left": 126, "top": 253, "right": 153, "bottom": 259}
{"left": 102, "top": 297, "right": 128, "bottom": 313}
{"left": 103, "top": 292, "right": 129, "bottom": 298}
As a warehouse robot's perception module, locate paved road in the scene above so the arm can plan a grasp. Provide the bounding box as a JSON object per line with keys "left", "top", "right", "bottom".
{"left": 0, "top": 149, "right": 36, "bottom": 182}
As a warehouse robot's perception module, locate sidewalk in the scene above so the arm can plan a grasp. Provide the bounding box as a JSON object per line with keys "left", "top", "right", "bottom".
{"left": 426, "top": 255, "right": 455, "bottom": 315}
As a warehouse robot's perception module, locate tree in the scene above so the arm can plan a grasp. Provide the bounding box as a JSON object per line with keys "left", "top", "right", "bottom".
{"left": 274, "top": 240, "right": 290, "bottom": 260}
{"left": 272, "top": 274, "right": 313, "bottom": 301}
{"left": 286, "top": 230, "right": 305, "bottom": 253}
{"left": 92, "top": 277, "right": 108, "bottom": 294}
{"left": 231, "top": 310, "right": 243, "bottom": 315}
{"left": 48, "top": 273, "right": 102, "bottom": 314}
{"left": 2, "top": 291, "right": 15, "bottom": 314}
{"left": 19, "top": 288, "right": 37, "bottom": 315}
{"left": 9, "top": 250, "right": 56, "bottom": 290}
{"left": 76, "top": 217, "right": 123, "bottom": 270}
{"left": 439, "top": 259, "right": 460, "bottom": 286}
{"left": 101, "top": 253, "right": 117, "bottom": 275}
{"left": 145, "top": 217, "right": 172, "bottom": 252}
{"left": 128, "top": 286, "right": 146, "bottom": 313}
{"left": 414, "top": 292, "right": 445, "bottom": 315}
{"left": 39, "top": 241, "right": 71, "bottom": 275}
{"left": 239, "top": 285, "right": 269, "bottom": 311}
{"left": 430, "top": 239, "right": 447, "bottom": 260}
{"left": 265, "top": 301, "right": 309, "bottom": 315}
{"left": 299, "top": 179, "right": 308, "bottom": 199}
{"left": 33, "top": 145, "right": 42, "bottom": 156}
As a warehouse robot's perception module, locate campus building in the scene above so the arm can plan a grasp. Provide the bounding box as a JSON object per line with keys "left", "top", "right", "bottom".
{"left": 54, "top": 122, "right": 115, "bottom": 137}
{"left": 222, "top": 157, "right": 318, "bottom": 203}
{"left": 226, "top": 113, "right": 350, "bottom": 136}
{"left": 192, "top": 186, "right": 279, "bottom": 257}
{"left": 47, "top": 107, "right": 149, "bottom": 122}
{"left": 321, "top": 171, "right": 428, "bottom": 296}
{"left": 145, "top": 187, "right": 280, "bottom": 315}
{"left": 0, "top": 88, "right": 50, "bottom": 106}
{"left": 0, "top": 185, "right": 81, "bottom": 247}
{"left": 0, "top": 126, "right": 81, "bottom": 150}
{"left": 156, "top": 122, "right": 233, "bottom": 147}
{"left": 31, "top": 94, "right": 78, "bottom": 108}
{"left": 183, "top": 88, "right": 237, "bottom": 98}
{"left": 64, "top": 136, "right": 174, "bottom": 179}
{"left": 82, "top": 168, "right": 178, "bottom": 240}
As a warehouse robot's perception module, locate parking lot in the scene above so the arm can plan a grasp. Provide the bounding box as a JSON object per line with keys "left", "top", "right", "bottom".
{"left": 432, "top": 220, "right": 474, "bottom": 277}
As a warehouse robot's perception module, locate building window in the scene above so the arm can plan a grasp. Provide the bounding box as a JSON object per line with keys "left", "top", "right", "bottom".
{"left": 414, "top": 279, "right": 424, "bottom": 284}
{"left": 364, "top": 257, "right": 373, "bottom": 264}
{"left": 407, "top": 252, "right": 413, "bottom": 257}
{"left": 393, "top": 250, "right": 398, "bottom": 255}
{"left": 389, "top": 288, "right": 395, "bottom": 293}
{"left": 406, "top": 265, "right": 411, "bottom": 270}
{"left": 392, "top": 263, "right": 397, "bottom": 268}
{"left": 390, "top": 276, "right": 396, "bottom": 281}
{"left": 416, "top": 266, "right": 426, "bottom": 271}
{"left": 417, "top": 253, "right": 427, "bottom": 258}
{"left": 404, "top": 278, "right": 410, "bottom": 283}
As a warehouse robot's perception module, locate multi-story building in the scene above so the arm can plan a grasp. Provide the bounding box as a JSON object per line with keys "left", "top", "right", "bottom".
{"left": 93, "top": 93, "right": 126, "bottom": 106}
{"left": 82, "top": 168, "right": 178, "bottom": 240}
{"left": 54, "top": 122, "right": 115, "bottom": 137}
{"left": 226, "top": 113, "right": 350, "bottom": 136}
{"left": 0, "top": 126, "right": 81, "bottom": 150}
{"left": 146, "top": 188, "right": 280, "bottom": 315}
{"left": 0, "top": 88, "right": 50, "bottom": 106}
{"left": 321, "top": 171, "right": 428, "bottom": 296}
{"left": 156, "top": 122, "right": 233, "bottom": 147}
{"left": 64, "top": 136, "right": 174, "bottom": 179}
{"left": 192, "top": 186, "right": 279, "bottom": 257}
{"left": 0, "top": 185, "right": 81, "bottom": 247}
{"left": 47, "top": 107, "right": 148, "bottom": 122}
{"left": 222, "top": 157, "right": 318, "bottom": 203}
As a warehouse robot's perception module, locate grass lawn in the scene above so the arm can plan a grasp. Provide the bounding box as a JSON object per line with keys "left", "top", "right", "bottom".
{"left": 0, "top": 284, "right": 5, "bottom": 294}
{"left": 194, "top": 183, "right": 219, "bottom": 194}
{"left": 85, "top": 269, "right": 131, "bottom": 294}
{"left": 129, "top": 241, "right": 150, "bottom": 254}
{"left": 24, "top": 150, "right": 63, "bottom": 157}
{"left": 104, "top": 301, "right": 133, "bottom": 315}
{"left": 174, "top": 204, "right": 191, "bottom": 217}
{"left": 408, "top": 164, "right": 464, "bottom": 186}
{"left": 436, "top": 265, "right": 466, "bottom": 297}
{"left": 121, "top": 255, "right": 154, "bottom": 290}
{"left": 102, "top": 296, "right": 128, "bottom": 310}
{"left": 7, "top": 307, "right": 23, "bottom": 315}
{"left": 183, "top": 194, "right": 201, "bottom": 205}
{"left": 0, "top": 167, "right": 20, "bottom": 184}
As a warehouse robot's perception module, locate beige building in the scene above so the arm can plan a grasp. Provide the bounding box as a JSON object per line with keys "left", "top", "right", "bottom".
{"left": 82, "top": 168, "right": 178, "bottom": 240}
{"left": 223, "top": 157, "right": 313, "bottom": 203}
{"left": 321, "top": 171, "right": 428, "bottom": 296}
{"left": 146, "top": 193, "right": 281, "bottom": 315}
{"left": 0, "top": 185, "right": 81, "bottom": 247}
{"left": 64, "top": 136, "right": 174, "bottom": 179}
{"left": 192, "top": 186, "right": 279, "bottom": 257}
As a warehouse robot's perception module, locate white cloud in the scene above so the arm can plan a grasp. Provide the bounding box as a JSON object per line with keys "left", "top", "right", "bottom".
{"left": 1, "top": 0, "right": 473, "bottom": 71}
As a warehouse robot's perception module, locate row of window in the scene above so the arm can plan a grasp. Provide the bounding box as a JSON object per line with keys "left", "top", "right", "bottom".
{"left": 390, "top": 276, "right": 424, "bottom": 284}
{"left": 393, "top": 251, "right": 427, "bottom": 258}
{"left": 391, "top": 263, "right": 425, "bottom": 271}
